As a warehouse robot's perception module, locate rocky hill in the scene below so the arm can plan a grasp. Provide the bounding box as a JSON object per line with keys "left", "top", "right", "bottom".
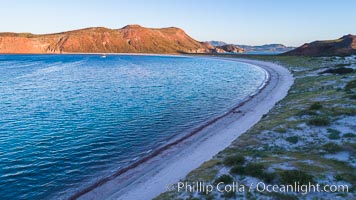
{"left": 283, "top": 34, "right": 356, "bottom": 56}
{"left": 213, "top": 44, "right": 245, "bottom": 53}
{"left": 0, "top": 25, "right": 213, "bottom": 54}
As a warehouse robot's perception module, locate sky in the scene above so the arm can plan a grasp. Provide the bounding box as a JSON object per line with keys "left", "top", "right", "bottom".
{"left": 0, "top": 0, "right": 355, "bottom": 46}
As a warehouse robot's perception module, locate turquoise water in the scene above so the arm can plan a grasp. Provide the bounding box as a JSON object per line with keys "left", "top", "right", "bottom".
{"left": 0, "top": 55, "right": 266, "bottom": 199}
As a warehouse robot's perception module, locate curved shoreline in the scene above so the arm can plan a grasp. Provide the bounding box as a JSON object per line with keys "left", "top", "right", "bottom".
{"left": 67, "top": 59, "right": 270, "bottom": 200}
{"left": 70, "top": 58, "right": 294, "bottom": 200}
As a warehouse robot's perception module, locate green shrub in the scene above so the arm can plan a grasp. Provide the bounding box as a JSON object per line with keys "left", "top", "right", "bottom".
{"left": 334, "top": 63, "right": 351, "bottom": 68}
{"left": 245, "top": 163, "right": 265, "bottom": 178}
{"left": 335, "top": 174, "right": 346, "bottom": 181}
{"left": 309, "top": 102, "right": 323, "bottom": 110}
{"left": 275, "top": 127, "right": 287, "bottom": 133}
{"left": 279, "top": 170, "right": 314, "bottom": 185}
{"left": 330, "top": 106, "right": 356, "bottom": 116}
{"left": 345, "top": 79, "right": 356, "bottom": 92}
{"left": 223, "top": 190, "right": 236, "bottom": 198}
{"left": 262, "top": 172, "right": 275, "bottom": 183}
{"left": 223, "top": 155, "right": 245, "bottom": 166}
{"left": 328, "top": 133, "right": 340, "bottom": 139}
{"left": 214, "top": 174, "right": 233, "bottom": 185}
{"left": 234, "top": 163, "right": 274, "bottom": 182}
{"left": 322, "top": 143, "right": 342, "bottom": 153}
{"left": 327, "top": 128, "right": 340, "bottom": 134}
{"left": 348, "top": 94, "right": 356, "bottom": 100}
{"left": 327, "top": 129, "right": 341, "bottom": 140}
{"left": 307, "top": 116, "right": 330, "bottom": 126}
{"left": 230, "top": 165, "right": 245, "bottom": 175}
{"left": 321, "top": 67, "right": 354, "bottom": 74}
{"left": 343, "top": 133, "right": 355, "bottom": 138}
{"left": 205, "top": 194, "right": 214, "bottom": 200}
{"left": 286, "top": 136, "right": 299, "bottom": 144}
{"left": 270, "top": 192, "right": 299, "bottom": 200}
{"left": 297, "top": 110, "right": 317, "bottom": 116}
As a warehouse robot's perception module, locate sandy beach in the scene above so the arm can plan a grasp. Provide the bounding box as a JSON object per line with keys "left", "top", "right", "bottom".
{"left": 72, "top": 58, "right": 294, "bottom": 200}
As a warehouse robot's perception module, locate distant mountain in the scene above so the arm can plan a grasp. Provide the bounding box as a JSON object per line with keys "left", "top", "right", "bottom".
{"left": 0, "top": 25, "right": 214, "bottom": 54}
{"left": 213, "top": 44, "right": 244, "bottom": 53}
{"left": 207, "top": 41, "right": 227, "bottom": 46}
{"left": 238, "top": 44, "right": 295, "bottom": 53}
{"left": 206, "top": 41, "right": 294, "bottom": 53}
{"left": 283, "top": 34, "right": 356, "bottom": 56}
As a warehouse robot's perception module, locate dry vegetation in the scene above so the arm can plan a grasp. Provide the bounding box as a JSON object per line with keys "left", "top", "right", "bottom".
{"left": 155, "top": 55, "right": 356, "bottom": 200}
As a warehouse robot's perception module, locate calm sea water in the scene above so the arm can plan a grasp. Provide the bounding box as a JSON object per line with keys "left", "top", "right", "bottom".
{"left": 0, "top": 55, "right": 266, "bottom": 199}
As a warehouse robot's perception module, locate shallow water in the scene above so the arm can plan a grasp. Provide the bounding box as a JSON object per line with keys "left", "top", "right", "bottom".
{"left": 0, "top": 55, "right": 266, "bottom": 199}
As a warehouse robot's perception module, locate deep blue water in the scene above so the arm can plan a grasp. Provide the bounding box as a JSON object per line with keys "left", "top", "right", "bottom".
{"left": 0, "top": 55, "right": 266, "bottom": 199}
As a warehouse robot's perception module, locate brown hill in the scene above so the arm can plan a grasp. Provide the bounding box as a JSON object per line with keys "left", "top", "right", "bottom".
{"left": 0, "top": 25, "right": 213, "bottom": 54}
{"left": 283, "top": 34, "right": 356, "bottom": 56}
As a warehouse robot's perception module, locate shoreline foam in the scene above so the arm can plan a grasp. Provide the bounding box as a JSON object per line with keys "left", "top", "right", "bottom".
{"left": 69, "top": 57, "right": 293, "bottom": 200}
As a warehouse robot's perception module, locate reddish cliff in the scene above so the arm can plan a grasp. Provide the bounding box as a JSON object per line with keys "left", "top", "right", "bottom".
{"left": 0, "top": 25, "right": 213, "bottom": 54}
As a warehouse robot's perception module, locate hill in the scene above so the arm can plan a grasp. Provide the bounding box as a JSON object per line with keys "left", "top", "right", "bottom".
{"left": 213, "top": 44, "right": 244, "bottom": 53}
{"left": 0, "top": 25, "right": 213, "bottom": 54}
{"left": 283, "top": 34, "right": 356, "bottom": 56}
{"left": 206, "top": 41, "right": 294, "bottom": 53}
{"left": 238, "top": 44, "right": 294, "bottom": 53}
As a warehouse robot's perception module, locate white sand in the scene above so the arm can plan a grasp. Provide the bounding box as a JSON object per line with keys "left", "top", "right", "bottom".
{"left": 75, "top": 58, "right": 294, "bottom": 200}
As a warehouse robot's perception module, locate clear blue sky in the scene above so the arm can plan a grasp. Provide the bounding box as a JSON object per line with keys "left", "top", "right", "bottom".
{"left": 1, "top": 0, "right": 355, "bottom": 46}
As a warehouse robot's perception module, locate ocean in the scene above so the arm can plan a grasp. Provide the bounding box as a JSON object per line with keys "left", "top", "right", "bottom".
{"left": 0, "top": 54, "right": 267, "bottom": 199}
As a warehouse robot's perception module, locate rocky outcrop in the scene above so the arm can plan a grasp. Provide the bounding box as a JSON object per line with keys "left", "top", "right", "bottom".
{"left": 214, "top": 44, "right": 245, "bottom": 53}
{"left": 0, "top": 25, "right": 213, "bottom": 54}
{"left": 283, "top": 34, "right": 356, "bottom": 56}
